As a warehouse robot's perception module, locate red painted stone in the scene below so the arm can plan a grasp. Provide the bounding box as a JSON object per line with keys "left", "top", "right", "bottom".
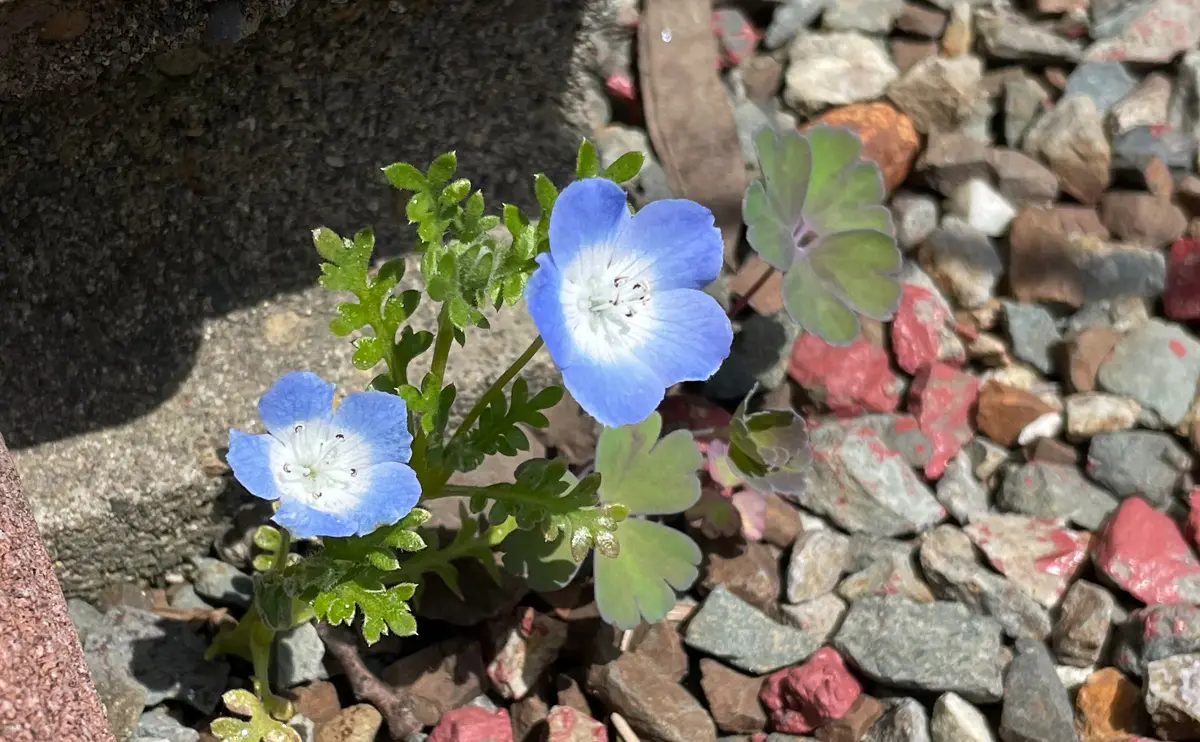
{"left": 760, "top": 647, "right": 862, "bottom": 734}
{"left": 605, "top": 72, "right": 639, "bottom": 106}
{"left": 1165, "top": 238, "right": 1200, "bottom": 321}
{"left": 546, "top": 705, "right": 608, "bottom": 742}
{"left": 428, "top": 706, "right": 514, "bottom": 742}
{"left": 890, "top": 285, "right": 966, "bottom": 375}
{"left": 965, "top": 514, "right": 1090, "bottom": 608}
{"left": 788, "top": 334, "right": 903, "bottom": 417}
{"left": 1092, "top": 496, "right": 1200, "bottom": 605}
{"left": 906, "top": 363, "right": 978, "bottom": 479}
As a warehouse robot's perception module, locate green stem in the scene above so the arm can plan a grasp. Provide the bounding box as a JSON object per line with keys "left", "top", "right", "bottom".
{"left": 428, "top": 305, "right": 455, "bottom": 389}
{"left": 447, "top": 335, "right": 545, "bottom": 449}
{"left": 388, "top": 516, "right": 518, "bottom": 585}
{"left": 272, "top": 530, "right": 291, "bottom": 572}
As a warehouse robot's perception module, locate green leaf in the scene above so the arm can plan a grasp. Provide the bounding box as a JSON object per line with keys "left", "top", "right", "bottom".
{"left": 686, "top": 487, "right": 743, "bottom": 538}
{"left": 442, "top": 178, "right": 471, "bottom": 203}
{"left": 727, "top": 397, "right": 812, "bottom": 496}
{"left": 595, "top": 412, "right": 703, "bottom": 515}
{"left": 253, "top": 525, "right": 282, "bottom": 552}
{"left": 809, "top": 230, "right": 902, "bottom": 321}
{"left": 534, "top": 174, "right": 557, "bottom": 213}
{"left": 602, "top": 151, "right": 645, "bottom": 184}
{"left": 383, "top": 290, "right": 421, "bottom": 326}
{"left": 383, "top": 162, "right": 428, "bottom": 192}
{"left": 593, "top": 518, "right": 701, "bottom": 630}
{"left": 500, "top": 471, "right": 585, "bottom": 591}
{"left": 352, "top": 336, "right": 387, "bottom": 370}
{"left": 743, "top": 179, "right": 797, "bottom": 272}
{"left": 210, "top": 689, "right": 302, "bottom": 742}
{"left": 312, "top": 227, "right": 345, "bottom": 262}
{"left": 804, "top": 125, "right": 863, "bottom": 210}
{"left": 576, "top": 139, "right": 600, "bottom": 179}
{"left": 444, "top": 380, "right": 563, "bottom": 474}
{"left": 311, "top": 578, "right": 419, "bottom": 644}
{"left": 427, "top": 152, "right": 458, "bottom": 185}
{"left": 782, "top": 258, "right": 860, "bottom": 346}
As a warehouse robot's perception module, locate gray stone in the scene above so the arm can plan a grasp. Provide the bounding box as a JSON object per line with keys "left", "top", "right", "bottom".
{"left": 289, "top": 714, "right": 317, "bottom": 742}
{"left": 1063, "top": 62, "right": 1137, "bottom": 115}
{"left": 891, "top": 191, "right": 939, "bottom": 250}
{"left": 1097, "top": 319, "right": 1200, "bottom": 427}
{"left": 1146, "top": 653, "right": 1200, "bottom": 740}
{"left": 67, "top": 598, "right": 106, "bottom": 645}
{"left": 1084, "top": 0, "right": 1200, "bottom": 64}
{"left": 136, "top": 707, "right": 201, "bottom": 742}
{"left": 685, "top": 586, "right": 821, "bottom": 674}
{"left": 275, "top": 621, "right": 328, "bottom": 689}
{"left": 191, "top": 557, "right": 253, "bottom": 609}
{"left": 834, "top": 596, "right": 1005, "bottom": 703}
{"left": 1112, "top": 126, "right": 1198, "bottom": 172}
{"left": 1022, "top": 96, "right": 1111, "bottom": 205}
{"left": 779, "top": 593, "right": 849, "bottom": 643}
{"left": 867, "top": 698, "right": 931, "bottom": 742}
{"left": 1086, "top": 431, "right": 1191, "bottom": 508}
{"left": 976, "top": 11, "right": 1083, "bottom": 62}
{"left": 919, "top": 217, "right": 1003, "bottom": 310}
{"left": 987, "top": 149, "right": 1059, "bottom": 208}
{"left": 919, "top": 525, "right": 1052, "bottom": 641}
{"left": 1089, "top": 0, "right": 1156, "bottom": 38}
{"left": 5, "top": 0, "right": 584, "bottom": 598}
{"left": 784, "top": 32, "right": 899, "bottom": 116}
{"left": 999, "top": 639, "right": 1079, "bottom": 742}
{"left": 935, "top": 451, "right": 989, "bottom": 525}
{"left": 1111, "top": 72, "right": 1172, "bottom": 135}
{"left": 930, "top": 693, "right": 996, "bottom": 742}
{"left": 167, "top": 584, "right": 212, "bottom": 611}
{"left": 1052, "top": 580, "right": 1113, "bottom": 668}
{"left": 837, "top": 550, "right": 934, "bottom": 604}
{"left": 823, "top": 0, "right": 906, "bottom": 35}
{"left": 766, "top": 0, "right": 834, "bottom": 49}
{"left": 82, "top": 606, "right": 229, "bottom": 714}
{"left": 997, "top": 462, "right": 1119, "bottom": 531}
{"left": 798, "top": 423, "right": 944, "bottom": 537}
{"left": 707, "top": 311, "right": 800, "bottom": 401}
{"left": 886, "top": 55, "right": 984, "bottom": 134}
{"left": 1004, "top": 73, "right": 1051, "bottom": 149}
{"left": 95, "top": 671, "right": 147, "bottom": 742}
{"left": 916, "top": 132, "right": 992, "bottom": 197}
{"left": 787, "top": 530, "right": 852, "bottom": 603}
{"left": 1003, "top": 302, "right": 1062, "bottom": 375}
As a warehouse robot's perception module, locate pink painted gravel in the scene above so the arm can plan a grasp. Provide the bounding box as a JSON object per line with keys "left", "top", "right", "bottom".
{"left": 427, "top": 705, "right": 514, "bottom": 742}
{"left": 760, "top": 647, "right": 862, "bottom": 734}
{"left": 966, "top": 514, "right": 1091, "bottom": 608}
{"left": 1092, "top": 496, "right": 1200, "bottom": 605}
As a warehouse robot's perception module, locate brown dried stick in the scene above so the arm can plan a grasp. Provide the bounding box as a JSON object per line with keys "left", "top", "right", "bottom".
{"left": 315, "top": 623, "right": 421, "bottom": 739}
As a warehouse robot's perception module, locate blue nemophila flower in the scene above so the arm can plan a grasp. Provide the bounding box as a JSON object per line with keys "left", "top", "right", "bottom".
{"left": 226, "top": 371, "right": 420, "bottom": 539}
{"left": 525, "top": 178, "right": 733, "bottom": 427}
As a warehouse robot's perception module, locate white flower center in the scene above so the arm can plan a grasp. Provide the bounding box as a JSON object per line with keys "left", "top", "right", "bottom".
{"left": 269, "top": 419, "right": 372, "bottom": 513}
{"left": 559, "top": 244, "right": 655, "bottom": 358}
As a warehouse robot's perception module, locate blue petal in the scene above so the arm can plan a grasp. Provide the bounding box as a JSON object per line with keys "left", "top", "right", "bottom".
{"left": 524, "top": 255, "right": 576, "bottom": 368}
{"left": 258, "top": 371, "right": 335, "bottom": 437}
{"left": 549, "top": 178, "right": 631, "bottom": 267}
{"left": 226, "top": 430, "right": 282, "bottom": 501}
{"left": 351, "top": 462, "right": 422, "bottom": 535}
{"left": 272, "top": 498, "right": 357, "bottom": 539}
{"left": 618, "top": 198, "right": 723, "bottom": 290}
{"left": 331, "top": 390, "right": 413, "bottom": 465}
{"left": 637, "top": 289, "right": 733, "bottom": 384}
{"left": 561, "top": 354, "right": 665, "bottom": 428}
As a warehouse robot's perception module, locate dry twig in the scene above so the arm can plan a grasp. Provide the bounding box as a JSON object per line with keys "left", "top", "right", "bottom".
{"left": 315, "top": 623, "right": 421, "bottom": 739}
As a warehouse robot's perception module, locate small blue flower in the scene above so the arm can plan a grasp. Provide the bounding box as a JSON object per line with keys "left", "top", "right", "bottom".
{"left": 525, "top": 178, "right": 733, "bottom": 427}
{"left": 226, "top": 371, "right": 421, "bottom": 539}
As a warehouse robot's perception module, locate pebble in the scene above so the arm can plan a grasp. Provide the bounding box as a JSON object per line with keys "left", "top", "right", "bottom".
{"left": 1065, "top": 328, "right": 1122, "bottom": 393}
{"left": 837, "top": 550, "right": 935, "bottom": 604}
{"left": 628, "top": 622, "right": 688, "bottom": 683}
{"left": 891, "top": 275, "right": 966, "bottom": 376}
{"left": 895, "top": 2, "right": 947, "bottom": 37}
{"left": 1111, "top": 72, "right": 1172, "bottom": 135}
{"left": 1083, "top": 0, "right": 1200, "bottom": 63}
{"left": 784, "top": 32, "right": 899, "bottom": 116}
{"left": 892, "top": 39, "right": 939, "bottom": 73}
{"left": 1063, "top": 62, "right": 1137, "bottom": 115}
{"left": 941, "top": 2, "right": 972, "bottom": 57}
{"left": 977, "top": 10, "right": 1083, "bottom": 61}
{"left": 382, "top": 638, "right": 489, "bottom": 727}
{"left": 1074, "top": 668, "right": 1145, "bottom": 742}
{"left": 166, "top": 583, "right": 211, "bottom": 611}
{"left": 67, "top": 598, "right": 106, "bottom": 645}
{"left": 918, "top": 217, "right": 1003, "bottom": 310}
{"left": 701, "top": 539, "right": 784, "bottom": 614}
{"left": 765, "top": 0, "right": 834, "bottom": 49}
{"left": 820, "top": 695, "right": 886, "bottom": 741}
{"left": 908, "top": 365, "right": 978, "bottom": 477}
{"left": 287, "top": 681, "right": 340, "bottom": 726}
{"left": 1111, "top": 125, "right": 1198, "bottom": 174}
{"left": 834, "top": 596, "right": 1005, "bottom": 703}
{"left": 685, "top": 586, "right": 821, "bottom": 674}
{"left": 975, "top": 382, "right": 1056, "bottom": 448}
{"left": 799, "top": 424, "right": 944, "bottom": 537}
{"left": 916, "top": 132, "right": 991, "bottom": 197}
{"left": 891, "top": 191, "right": 939, "bottom": 250}
{"left": 1065, "top": 393, "right": 1141, "bottom": 438}
{"left": 1003, "top": 72, "right": 1052, "bottom": 148}
{"left": 546, "top": 706, "right": 606, "bottom": 742}
{"left": 425, "top": 706, "right": 509, "bottom": 742}
{"left": 800, "top": 102, "right": 921, "bottom": 192}
{"left": 779, "top": 593, "right": 849, "bottom": 644}
{"left": 919, "top": 525, "right": 1053, "bottom": 641}
{"left": 136, "top": 707, "right": 200, "bottom": 742}
{"left": 83, "top": 606, "right": 229, "bottom": 714}
{"left": 761, "top": 647, "right": 861, "bottom": 734}
{"left": 789, "top": 334, "right": 904, "bottom": 416}
{"left": 998, "top": 462, "right": 1119, "bottom": 531}
{"left": 587, "top": 651, "right": 717, "bottom": 742}
{"left": 1086, "top": 431, "right": 1191, "bottom": 507}
{"left": 1022, "top": 95, "right": 1111, "bottom": 205}
{"left": 1097, "top": 318, "right": 1200, "bottom": 428}
{"left": 987, "top": 149, "right": 1060, "bottom": 207}
{"left": 885, "top": 55, "right": 983, "bottom": 134}
{"left": 787, "top": 530, "right": 851, "bottom": 604}
{"left": 191, "top": 557, "right": 254, "bottom": 609}
{"left": 999, "top": 639, "right": 1078, "bottom": 742}
{"left": 935, "top": 451, "right": 989, "bottom": 525}
{"left": 1146, "top": 653, "right": 1200, "bottom": 739}
{"left": 1092, "top": 497, "right": 1200, "bottom": 605}
{"left": 822, "top": 0, "right": 905, "bottom": 34}
{"left": 965, "top": 514, "right": 1090, "bottom": 609}
{"left": 1165, "top": 238, "right": 1200, "bottom": 322}
{"left": 275, "top": 621, "right": 328, "bottom": 689}
{"left": 1003, "top": 302, "right": 1061, "bottom": 375}
{"left": 1100, "top": 191, "right": 1188, "bottom": 250}
{"left": 929, "top": 693, "right": 996, "bottom": 742}
{"left": 865, "top": 698, "right": 931, "bottom": 742}
{"left": 947, "top": 179, "right": 1016, "bottom": 238}
{"left": 487, "top": 608, "right": 568, "bottom": 700}
{"left": 700, "top": 659, "right": 767, "bottom": 734}
{"left": 1128, "top": 604, "right": 1200, "bottom": 672}
{"left": 1052, "top": 581, "right": 1114, "bottom": 667}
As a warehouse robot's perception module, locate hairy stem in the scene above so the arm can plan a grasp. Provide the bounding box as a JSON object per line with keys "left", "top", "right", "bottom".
{"left": 428, "top": 304, "right": 455, "bottom": 389}
{"left": 316, "top": 623, "right": 420, "bottom": 740}
{"left": 447, "top": 335, "right": 544, "bottom": 448}
{"left": 727, "top": 265, "right": 776, "bottom": 318}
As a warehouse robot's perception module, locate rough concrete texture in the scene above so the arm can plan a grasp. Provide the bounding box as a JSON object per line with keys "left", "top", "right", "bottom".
{"left": 1, "top": 0, "right": 604, "bottom": 596}
{"left": 0, "top": 434, "right": 114, "bottom": 740}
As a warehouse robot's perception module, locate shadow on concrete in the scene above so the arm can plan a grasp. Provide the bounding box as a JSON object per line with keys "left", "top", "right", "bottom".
{"left": 0, "top": 0, "right": 588, "bottom": 448}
